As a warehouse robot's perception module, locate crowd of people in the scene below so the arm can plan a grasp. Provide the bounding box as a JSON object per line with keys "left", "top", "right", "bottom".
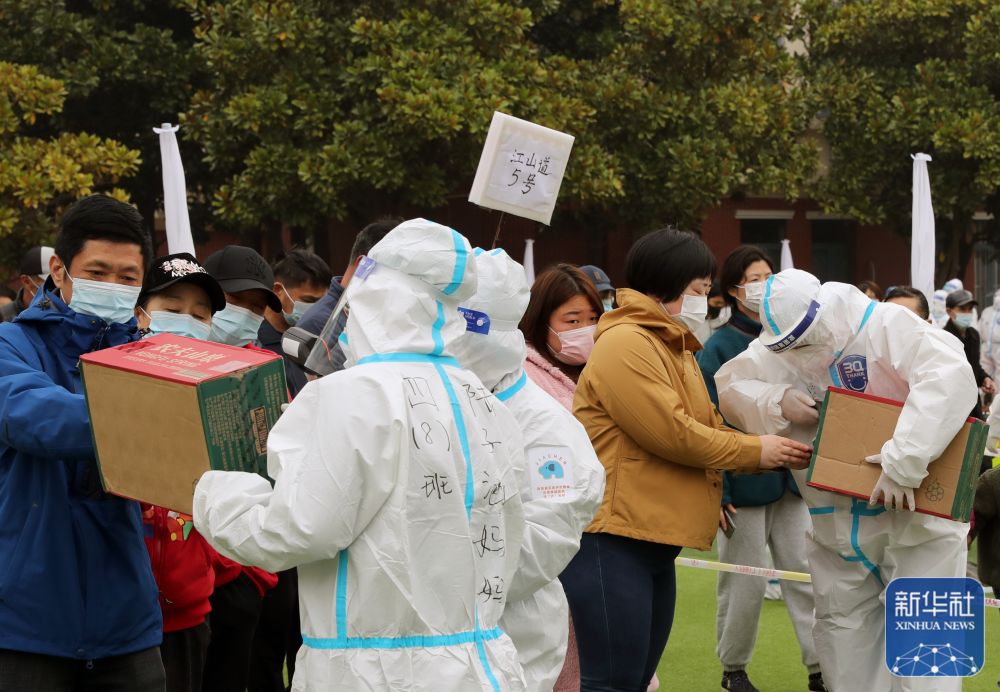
{"left": 0, "top": 193, "right": 993, "bottom": 692}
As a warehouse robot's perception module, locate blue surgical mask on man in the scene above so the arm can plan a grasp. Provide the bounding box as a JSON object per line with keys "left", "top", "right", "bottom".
{"left": 279, "top": 285, "right": 309, "bottom": 327}
{"left": 66, "top": 272, "right": 140, "bottom": 324}
{"left": 210, "top": 303, "right": 264, "bottom": 346}
{"left": 146, "top": 310, "right": 212, "bottom": 341}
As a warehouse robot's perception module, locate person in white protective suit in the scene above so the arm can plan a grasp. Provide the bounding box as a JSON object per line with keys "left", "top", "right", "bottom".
{"left": 930, "top": 288, "right": 949, "bottom": 328}
{"left": 193, "top": 219, "right": 528, "bottom": 692}
{"left": 715, "top": 269, "right": 978, "bottom": 692}
{"left": 978, "top": 289, "right": 1000, "bottom": 381}
{"left": 451, "top": 247, "right": 606, "bottom": 692}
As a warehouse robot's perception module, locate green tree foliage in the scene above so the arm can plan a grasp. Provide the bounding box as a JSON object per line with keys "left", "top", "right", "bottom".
{"left": 802, "top": 0, "right": 1000, "bottom": 280}
{"left": 181, "top": 0, "right": 816, "bottom": 235}
{"left": 0, "top": 61, "right": 139, "bottom": 267}
{"left": 0, "top": 0, "right": 205, "bottom": 232}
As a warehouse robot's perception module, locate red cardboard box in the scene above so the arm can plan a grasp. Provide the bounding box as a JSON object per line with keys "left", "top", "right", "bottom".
{"left": 80, "top": 334, "right": 287, "bottom": 514}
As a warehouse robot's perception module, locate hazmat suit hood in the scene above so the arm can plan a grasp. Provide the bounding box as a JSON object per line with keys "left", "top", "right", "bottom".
{"left": 452, "top": 248, "right": 530, "bottom": 391}
{"left": 759, "top": 269, "right": 877, "bottom": 381}
{"left": 340, "top": 218, "right": 477, "bottom": 364}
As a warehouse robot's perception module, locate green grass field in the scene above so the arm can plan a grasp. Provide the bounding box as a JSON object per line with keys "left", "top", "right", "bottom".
{"left": 657, "top": 547, "right": 1000, "bottom": 691}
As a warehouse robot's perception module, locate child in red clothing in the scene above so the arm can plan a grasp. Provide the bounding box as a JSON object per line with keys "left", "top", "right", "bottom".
{"left": 134, "top": 253, "right": 230, "bottom": 692}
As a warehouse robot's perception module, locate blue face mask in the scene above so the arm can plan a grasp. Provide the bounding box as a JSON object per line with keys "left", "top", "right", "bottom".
{"left": 280, "top": 286, "right": 310, "bottom": 327}
{"left": 602, "top": 298, "right": 614, "bottom": 313}
{"left": 66, "top": 273, "right": 140, "bottom": 324}
{"left": 955, "top": 313, "right": 975, "bottom": 329}
{"left": 209, "top": 304, "right": 264, "bottom": 346}
{"left": 148, "top": 310, "right": 212, "bottom": 341}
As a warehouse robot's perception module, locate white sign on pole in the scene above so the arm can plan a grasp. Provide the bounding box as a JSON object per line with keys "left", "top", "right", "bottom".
{"left": 468, "top": 112, "right": 574, "bottom": 225}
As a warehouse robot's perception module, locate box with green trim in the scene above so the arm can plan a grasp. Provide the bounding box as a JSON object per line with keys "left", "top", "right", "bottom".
{"left": 806, "top": 387, "right": 986, "bottom": 521}
{"left": 80, "top": 333, "right": 287, "bottom": 515}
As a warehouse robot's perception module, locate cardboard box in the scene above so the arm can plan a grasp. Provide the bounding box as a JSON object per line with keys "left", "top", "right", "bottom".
{"left": 806, "top": 387, "right": 987, "bottom": 521}
{"left": 80, "top": 334, "right": 287, "bottom": 514}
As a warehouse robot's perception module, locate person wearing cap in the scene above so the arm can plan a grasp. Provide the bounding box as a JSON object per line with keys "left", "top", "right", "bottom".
{"left": 579, "top": 264, "right": 615, "bottom": 313}
{"left": 715, "top": 269, "right": 978, "bottom": 692}
{"left": 132, "top": 253, "right": 228, "bottom": 692}
{"left": 0, "top": 245, "right": 55, "bottom": 323}
{"left": 0, "top": 195, "right": 166, "bottom": 689}
{"left": 194, "top": 219, "right": 529, "bottom": 690}
{"left": 944, "top": 289, "right": 995, "bottom": 418}
{"left": 203, "top": 245, "right": 283, "bottom": 347}
{"left": 201, "top": 245, "right": 282, "bottom": 692}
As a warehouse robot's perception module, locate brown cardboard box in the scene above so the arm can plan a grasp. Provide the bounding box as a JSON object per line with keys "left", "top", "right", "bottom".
{"left": 80, "top": 334, "right": 287, "bottom": 515}
{"left": 806, "top": 387, "right": 987, "bottom": 521}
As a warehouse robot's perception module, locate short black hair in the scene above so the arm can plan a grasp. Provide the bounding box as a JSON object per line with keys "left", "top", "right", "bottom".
{"left": 625, "top": 227, "right": 716, "bottom": 301}
{"left": 55, "top": 195, "right": 152, "bottom": 271}
{"left": 719, "top": 245, "right": 774, "bottom": 309}
{"left": 350, "top": 218, "right": 401, "bottom": 262}
{"left": 273, "top": 248, "right": 333, "bottom": 289}
{"left": 0, "top": 285, "right": 16, "bottom": 301}
{"left": 885, "top": 286, "right": 930, "bottom": 320}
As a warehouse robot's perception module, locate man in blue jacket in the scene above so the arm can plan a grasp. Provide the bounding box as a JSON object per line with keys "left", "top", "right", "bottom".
{"left": 0, "top": 195, "right": 164, "bottom": 690}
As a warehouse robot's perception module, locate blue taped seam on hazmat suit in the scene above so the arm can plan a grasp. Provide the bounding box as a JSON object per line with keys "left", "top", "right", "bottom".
{"left": 194, "top": 220, "right": 527, "bottom": 691}
{"left": 716, "top": 275, "right": 974, "bottom": 692}
{"left": 0, "top": 283, "right": 161, "bottom": 660}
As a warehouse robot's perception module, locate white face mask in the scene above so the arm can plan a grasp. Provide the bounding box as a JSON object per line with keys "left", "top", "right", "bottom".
{"left": 664, "top": 294, "right": 708, "bottom": 333}
{"left": 738, "top": 281, "right": 765, "bottom": 313}
{"left": 66, "top": 273, "right": 141, "bottom": 324}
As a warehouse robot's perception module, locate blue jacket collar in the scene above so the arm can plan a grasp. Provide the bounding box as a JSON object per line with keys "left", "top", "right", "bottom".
{"left": 18, "top": 277, "right": 139, "bottom": 353}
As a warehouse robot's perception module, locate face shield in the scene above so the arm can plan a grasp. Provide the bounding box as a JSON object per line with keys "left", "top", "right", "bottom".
{"left": 302, "top": 258, "right": 375, "bottom": 377}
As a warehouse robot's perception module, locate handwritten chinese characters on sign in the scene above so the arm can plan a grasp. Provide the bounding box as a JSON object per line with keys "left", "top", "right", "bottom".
{"left": 468, "top": 112, "right": 574, "bottom": 225}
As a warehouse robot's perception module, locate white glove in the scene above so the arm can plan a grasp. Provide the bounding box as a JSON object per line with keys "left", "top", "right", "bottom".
{"left": 780, "top": 389, "right": 820, "bottom": 426}
{"left": 280, "top": 403, "right": 290, "bottom": 413}
{"left": 866, "top": 454, "right": 915, "bottom": 511}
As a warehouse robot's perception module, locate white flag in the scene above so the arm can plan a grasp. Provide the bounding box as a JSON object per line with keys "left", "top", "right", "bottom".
{"left": 523, "top": 238, "right": 536, "bottom": 285}
{"left": 153, "top": 123, "right": 196, "bottom": 256}
{"left": 911, "top": 153, "right": 935, "bottom": 302}
{"left": 780, "top": 239, "right": 794, "bottom": 271}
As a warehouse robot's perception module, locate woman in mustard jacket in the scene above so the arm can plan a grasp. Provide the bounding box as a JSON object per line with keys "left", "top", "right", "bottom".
{"left": 564, "top": 228, "right": 813, "bottom": 692}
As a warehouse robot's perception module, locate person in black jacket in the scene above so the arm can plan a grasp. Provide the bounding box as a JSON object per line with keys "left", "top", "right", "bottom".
{"left": 944, "top": 289, "right": 995, "bottom": 418}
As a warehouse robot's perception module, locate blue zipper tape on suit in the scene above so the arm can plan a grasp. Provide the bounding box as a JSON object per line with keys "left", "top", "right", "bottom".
{"left": 762, "top": 275, "right": 781, "bottom": 337}
{"left": 442, "top": 230, "right": 468, "bottom": 296}
{"left": 846, "top": 498, "right": 884, "bottom": 585}
{"left": 808, "top": 506, "right": 836, "bottom": 515}
{"left": 434, "top": 362, "right": 475, "bottom": 518}
{"left": 302, "top": 626, "right": 505, "bottom": 650}
{"left": 336, "top": 550, "right": 349, "bottom": 638}
{"left": 356, "top": 352, "right": 460, "bottom": 367}
{"left": 494, "top": 371, "right": 527, "bottom": 402}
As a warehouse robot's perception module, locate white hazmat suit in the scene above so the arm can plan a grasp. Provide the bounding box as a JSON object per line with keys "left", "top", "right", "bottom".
{"left": 194, "top": 220, "right": 528, "bottom": 691}
{"left": 452, "top": 248, "right": 606, "bottom": 691}
{"left": 716, "top": 270, "right": 976, "bottom": 692}
{"left": 978, "top": 289, "right": 1000, "bottom": 381}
